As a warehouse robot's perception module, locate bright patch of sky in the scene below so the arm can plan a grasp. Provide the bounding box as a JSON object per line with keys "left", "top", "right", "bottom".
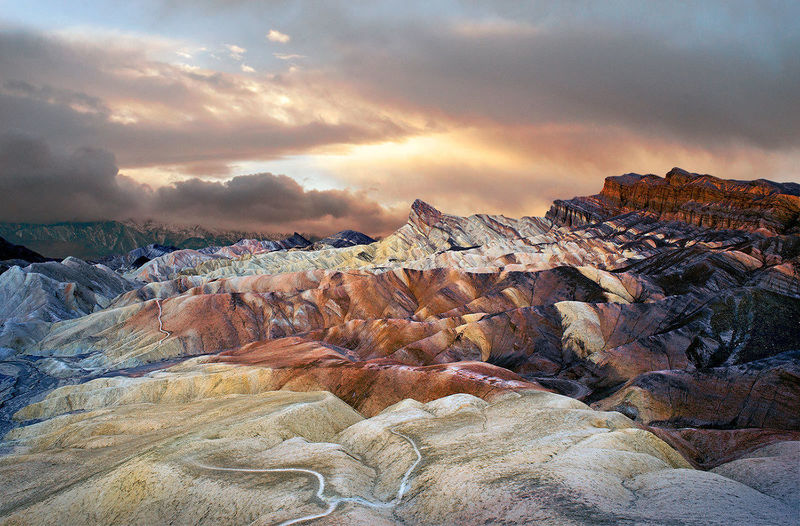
{"left": 230, "top": 157, "right": 342, "bottom": 192}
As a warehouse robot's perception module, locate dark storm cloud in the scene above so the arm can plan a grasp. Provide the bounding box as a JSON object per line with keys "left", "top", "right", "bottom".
{"left": 151, "top": 173, "right": 402, "bottom": 231}
{"left": 0, "top": 135, "right": 402, "bottom": 234}
{"left": 0, "top": 134, "right": 141, "bottom": 223}
{"left": 310, "top": 3, "right": 800, "bottom": 150}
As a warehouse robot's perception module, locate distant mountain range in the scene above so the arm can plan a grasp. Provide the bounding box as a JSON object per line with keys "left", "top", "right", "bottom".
{"left": 0, "top": 220, "right": 300, "bottom": 259}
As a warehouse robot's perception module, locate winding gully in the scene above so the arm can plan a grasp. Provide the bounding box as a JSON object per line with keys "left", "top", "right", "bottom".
{"left": 155, "top": 298, "right": 171, "bottom": 346}
{"left": 191, "top": 428, "right": 423, "bottom": 525}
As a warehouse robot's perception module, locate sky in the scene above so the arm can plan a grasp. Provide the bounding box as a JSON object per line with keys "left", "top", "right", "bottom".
{"left": 1, "top": 1, "right": 798, "bottom": 236}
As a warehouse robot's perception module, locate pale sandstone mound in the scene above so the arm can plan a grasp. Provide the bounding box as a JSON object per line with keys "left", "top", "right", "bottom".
{"left": 1, "top": 387, "right": 796, "bottom": 525}
{"left": 711, "top": 441, "right": 800, "bottom": 509}
{"left": 647, "top": 427, "right": 800, "bottom": 470}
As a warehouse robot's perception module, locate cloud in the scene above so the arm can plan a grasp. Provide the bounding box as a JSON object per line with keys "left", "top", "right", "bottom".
{"left": 267, "top": 29, "right": 290, "bottom": 43}
{"left": 0, "top": 134, "right": 403, "bottom": 235}
{"left": 273, "top": 53, "right": 305, "bottom": 60}
{"left": 0, "top": 134, "right": 143, "bottom": 223}
{"left": 151, "top": 172, "right": 403, "bottom": 232}
{"left": 240, "top": 64, "right": 255, "bottom": 73}
{"left": 450, "top": 19, "right": 541, "bottom": 38}
{"left": 314, "top": 124, "right": 800, "bottom": 218}
{"left": 0, "top": 28, "right": 421, "bottom": 170}
{"left": 320, "top": 13, "right": 800, "bottom": 151}
{"left": 225, "top": 43, "right": 246, "bottom": 60}
{"left": 1, "top": 3, "right": 799, "bottom": 231}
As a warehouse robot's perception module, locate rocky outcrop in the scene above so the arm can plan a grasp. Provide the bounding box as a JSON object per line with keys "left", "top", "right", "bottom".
{"left": 593, "top": 351, "right": 800, "bottom": 430}
{"left": 206, "top": 232, "right": 310, "bottom": 257}
{"left": 28, "top": 266, "right": 644, "bottom": 368}
{"left": 408, "top": 198, "right": 553, "bottom": 248}
{"left": 0, "top": 258, "right": 133, "bottom": 324}
{"left": 0, "top": 257, "right": 135, "bottom": 350}
{"left": 0, "top": 353, "right": 97, "bottom": 440}
{"left": 548, "top": 167, "right": 800, "bottom": 235}
{"left": 128, "top": 249, "right": 226, "bottom": 282}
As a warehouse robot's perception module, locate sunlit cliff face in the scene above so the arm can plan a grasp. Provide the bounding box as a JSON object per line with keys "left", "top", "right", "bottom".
{"left": 1, "top": 1, "right": 799, "bottom": 235}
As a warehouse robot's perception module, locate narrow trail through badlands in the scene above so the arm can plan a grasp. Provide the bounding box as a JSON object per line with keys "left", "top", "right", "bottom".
{"left": 191, "top": 428, "right": 423, "bottom": 525}
{"left": 155, "top": 299, "right": 171, "bottom": 346}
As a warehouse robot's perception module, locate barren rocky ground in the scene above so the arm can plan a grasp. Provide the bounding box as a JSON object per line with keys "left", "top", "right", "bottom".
{"left": 1, "top": 168, "right": 798, "bottom": 524}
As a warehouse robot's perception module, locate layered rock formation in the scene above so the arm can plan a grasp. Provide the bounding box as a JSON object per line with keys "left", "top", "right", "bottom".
{"left": 0, "top": 258, "right": 133, "bottom": 325}
{"left": 1, "top": 168, "right": 799, "bottom": 524}
{"left": 548, "top": 167, "right": 800, "bottom": 234}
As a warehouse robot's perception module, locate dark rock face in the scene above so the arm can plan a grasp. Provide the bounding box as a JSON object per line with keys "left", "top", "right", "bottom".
{"left": 0, "top": 237, "right": 49, "bottom": 274}
{"left": 311, "top": 230, "right": 376, "bottom": 249}
{"left": 548, "top": 167, "right": 800, "bottom": 234}
{"left": 595, "top": 351, "right": 800, "bottom": 430}
{"left": 537, "top": 171, "right": 800, "bottom": 464}
{"left": 0, "top": 354, "right": 95, "bottom": 442}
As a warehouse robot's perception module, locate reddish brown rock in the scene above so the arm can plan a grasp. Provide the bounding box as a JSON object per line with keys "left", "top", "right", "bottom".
{"left": 548, "top": 167, "right": 800, "bottom": 235}
{"left": 207, "top": 336, "right": 548, "bottom": 416}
